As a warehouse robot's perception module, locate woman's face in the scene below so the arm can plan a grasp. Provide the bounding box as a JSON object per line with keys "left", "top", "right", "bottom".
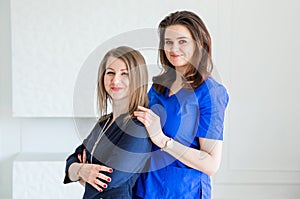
{"left": 164, "top": 24, "right": 196, "bottom": 70}
{"left": 104, "top": 57, "right": 130, "bottom": 101}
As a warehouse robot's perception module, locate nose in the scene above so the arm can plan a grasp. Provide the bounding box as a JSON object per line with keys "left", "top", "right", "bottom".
{"left": 170, "top": 43, "right": 179, "bottom": 52}
{"left": 112, "top": 73, "right": 121, "bottom": 84}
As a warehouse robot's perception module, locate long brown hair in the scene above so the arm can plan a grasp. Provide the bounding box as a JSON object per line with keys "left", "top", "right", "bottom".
{"left": 97, "top": 46, "right": 148, "bottom": 118}
{"left": 153, "top": 10, "right": 213, "bottom": 93}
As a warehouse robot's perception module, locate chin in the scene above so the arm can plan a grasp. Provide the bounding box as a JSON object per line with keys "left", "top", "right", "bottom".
{"left": 112, "top": 95, "right": 129, "bottom": 101}
{"left": 171, "top": 61, "right": 188, "bottom": 68}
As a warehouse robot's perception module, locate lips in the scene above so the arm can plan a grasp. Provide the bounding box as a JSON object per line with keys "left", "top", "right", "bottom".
{"left": 111, "top": 87, "right": 123, "bottom": 91}
{"left": 170, "top": 54, "right": 181, "bottom": 58}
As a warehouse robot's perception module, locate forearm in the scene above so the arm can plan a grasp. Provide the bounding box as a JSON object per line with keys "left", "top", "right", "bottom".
{"left": 153, "top": 134, "right": 222, "bottom": 176}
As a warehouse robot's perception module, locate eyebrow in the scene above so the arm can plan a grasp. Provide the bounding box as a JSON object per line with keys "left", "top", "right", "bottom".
{"left": 165, "top": 36, "right": 189, "bottom": 40}
{"left": 106, "top": 67, "right": 128, "bottom": 71}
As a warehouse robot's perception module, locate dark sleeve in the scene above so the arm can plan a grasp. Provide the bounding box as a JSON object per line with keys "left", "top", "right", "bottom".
{"left": 103, "top": 121, "right": 152, "bottom": 190}
{"left": 63, "top": 144, "right": 86, "bottom": 184}
{"left": 63, "top": 121, "right": 103, "bottom": 184}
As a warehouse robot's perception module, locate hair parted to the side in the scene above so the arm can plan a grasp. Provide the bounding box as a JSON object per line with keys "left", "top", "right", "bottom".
{"left": 97, "top": 46, "right": 148, "bottom": 119}
{"left": 153, "top": 10, "right": 213, "bottom": 93}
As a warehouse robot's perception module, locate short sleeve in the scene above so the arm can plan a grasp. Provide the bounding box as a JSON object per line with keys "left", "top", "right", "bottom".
{"left": 197, "top": 83, "right": 229, "bottom": 140}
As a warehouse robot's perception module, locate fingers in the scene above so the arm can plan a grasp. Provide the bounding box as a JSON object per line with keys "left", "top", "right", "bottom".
{"left": 91, "top": 180, "right": 104, "bottom": 193}
{"left": 137, "top": 106, "right": 158, "bottom": 117}
{"left": 78, "top": 149, "right": 87, "bottom": 163}
{"left": 78, "top": 154, "right": 82, "bottom": 162}
{"left": 136, "top": 116, "right": 149, "bottom": 127}
{"left": 93, "top": 178, "right": 108, "bottom": 191}
{"left": 134, "top": 111, "right": 157, "bottom": 128}
{"left": 137, "top": 105, "right": 149, "bottom": 111}
{"left": 90, "top": 168, "right": 112, "bottom": 192}
{"left": 82, "top": 164, "right": 113, "bottom": 192}
{"left": 97, "top": 164, "right": 113, "bottom": 173}
{"left": 136, "top": 106, "right": 159, "bottom": 118}
{"left": 83, "top": 149, "right": 87, "bottom": 163}
{"left": 97, "top": 172, "right": 112, "bottom": 183}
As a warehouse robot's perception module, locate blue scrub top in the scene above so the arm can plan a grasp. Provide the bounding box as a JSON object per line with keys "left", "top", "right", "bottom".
{"left": 135, "top": 77, "right": 229, "bottom": 199}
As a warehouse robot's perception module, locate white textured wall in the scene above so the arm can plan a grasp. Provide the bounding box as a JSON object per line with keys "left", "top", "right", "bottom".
{"left": 11, "top": 0, "right": 218, "bottom": 117}
{"left": 213, "top": 0, "right": 300, "bottom": 198}
{"left": 1, "top": 0, "right": 300, "bottom": 198}
{"left": 0, "top": 1, "right": 82, "bottom": 198}
{"left": 13, "top": 153, "right": 84, "bottom": 199}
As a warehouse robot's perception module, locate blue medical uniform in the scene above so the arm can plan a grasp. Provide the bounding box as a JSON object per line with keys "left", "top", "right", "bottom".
{"left": 135, "top": 77, "right": 229, "bottom": 199}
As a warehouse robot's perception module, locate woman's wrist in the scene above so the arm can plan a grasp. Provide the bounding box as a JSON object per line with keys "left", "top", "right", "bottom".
{"left": 161, "top": 137, "right": 174, "bottom": 151}
{"left": 69, "top": 163, "right": 83, "bottom": 182}
{"left": 151, "top": 132, "right": 171, "bottom": 149}
{"left": 76, "top": 163, "right": 85, "bottom": 179}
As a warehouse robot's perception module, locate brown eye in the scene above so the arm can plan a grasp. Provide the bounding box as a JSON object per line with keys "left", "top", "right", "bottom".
{"left": 165, "top": 40, "right": 173, "bottom": 45}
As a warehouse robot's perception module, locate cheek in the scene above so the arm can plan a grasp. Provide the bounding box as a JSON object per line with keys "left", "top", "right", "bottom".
{"left": 164, "top": 45, "right": 170, "bottom": 52}
{"left": 123, "top": 79, "right": 130, "bottom": 88}
{"left": 164, "top": 49, "right": 171, "bottom": 58}
{"left": 103, "top": 77, "right": 110, "bottom": 87}
{"left": 185, "top": 46, "right": 195, "bottom": 57}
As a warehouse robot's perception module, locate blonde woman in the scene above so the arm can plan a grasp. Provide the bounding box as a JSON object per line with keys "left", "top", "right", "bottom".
{"left": 64, "top": 46, "right": 151, "bottom": 199}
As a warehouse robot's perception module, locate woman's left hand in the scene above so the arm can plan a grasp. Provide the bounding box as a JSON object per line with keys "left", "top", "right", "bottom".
{"left": 134, "top": 106, "right": 168, "bottom": 148}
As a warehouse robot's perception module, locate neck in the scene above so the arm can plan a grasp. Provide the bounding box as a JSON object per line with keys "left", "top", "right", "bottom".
{"left": 112, "top": 99, "right": 129, "bottom": 120}
{"left": 169, "top": 74, "right": 183, "bottom": 96}
{"left": 174, "top": 65, "right": 187, "bottom": 77}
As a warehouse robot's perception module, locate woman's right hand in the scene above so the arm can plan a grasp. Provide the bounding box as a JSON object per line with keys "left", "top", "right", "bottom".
{"left": 77, "top": 149, "right": 113, "bottom": 192}
{"left": 77, "top": 163, "right": 113, "bottom": 192}
{"left": 77, "top": 149, "right": 87, "bottom": 186}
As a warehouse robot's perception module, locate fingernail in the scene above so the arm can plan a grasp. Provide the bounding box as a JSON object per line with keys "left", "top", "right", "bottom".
{"left": 78, "top": 154, "right": 81, "bottom": 157}
{"left": 103, "top": 184, "right": 107, "bottom": 188}
{"left": 107, "top": 178, "right": 111, "bottom": 182}
{"left": 109, "top": 168, "right": 113, "bottom": 172}
{"left": 99, "top": 189, "right": 103, "bottom": 192}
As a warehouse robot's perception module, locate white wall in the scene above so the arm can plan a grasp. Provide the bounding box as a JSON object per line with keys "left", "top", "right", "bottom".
{"left": 0, "top": 0, "right": 82, "bottom": 198}
{"left": 213, "top": 0, "right": 300, "bottom": 198}
{"left": 10, "top": 0, "right": 218, "bottom": 117}
{"left": 1, "top": 0, "right": 300, "bottom": 198}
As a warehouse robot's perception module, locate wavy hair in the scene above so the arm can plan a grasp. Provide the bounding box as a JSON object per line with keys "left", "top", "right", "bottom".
{"left": 153, "top": 10, "right": 213, "bottom": 93}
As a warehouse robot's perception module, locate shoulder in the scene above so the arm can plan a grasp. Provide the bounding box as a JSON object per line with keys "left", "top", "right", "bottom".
{"left": 194, "top": 77, "right": 229, "bottom": 109}
{"left": 196, "top": 77, "right": 228, "bottom": 98}
{"left": 131, "top": 117, "right": 145, "bottom": 127}
{"left": 148, "top": 85, "right": 158, "bottom": 97}
{"left": 123, "top": 117, "right": 149, "bottom": 139}
{"left": 148, "top": 85, "right": 166, "bottom": 106}
{"left": 197, "top": 77, "right": 226, "bottom": 92}
{"left": 116, "top": 117, "right": 152, "bottom": 153}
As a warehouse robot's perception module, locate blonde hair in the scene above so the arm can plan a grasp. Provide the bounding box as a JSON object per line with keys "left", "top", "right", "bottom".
{"left": 97, "top": 46, "right": 148, "bottom": 118}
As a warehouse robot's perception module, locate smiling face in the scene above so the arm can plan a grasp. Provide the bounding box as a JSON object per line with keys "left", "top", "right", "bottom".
{"left": 164, "top": 24, "right": 196, "bottom": 72}
{"left": 104, "top": 57, "right": 130, "bottom": 101}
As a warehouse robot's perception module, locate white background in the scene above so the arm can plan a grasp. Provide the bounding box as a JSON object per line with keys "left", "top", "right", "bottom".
{"left": 1, "top": 0, "right": 300, "bottom": 198}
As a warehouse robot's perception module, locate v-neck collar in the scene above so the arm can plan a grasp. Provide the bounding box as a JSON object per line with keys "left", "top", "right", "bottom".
{"left": 165, "top": 87, "right": 185, "bottom": 98}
